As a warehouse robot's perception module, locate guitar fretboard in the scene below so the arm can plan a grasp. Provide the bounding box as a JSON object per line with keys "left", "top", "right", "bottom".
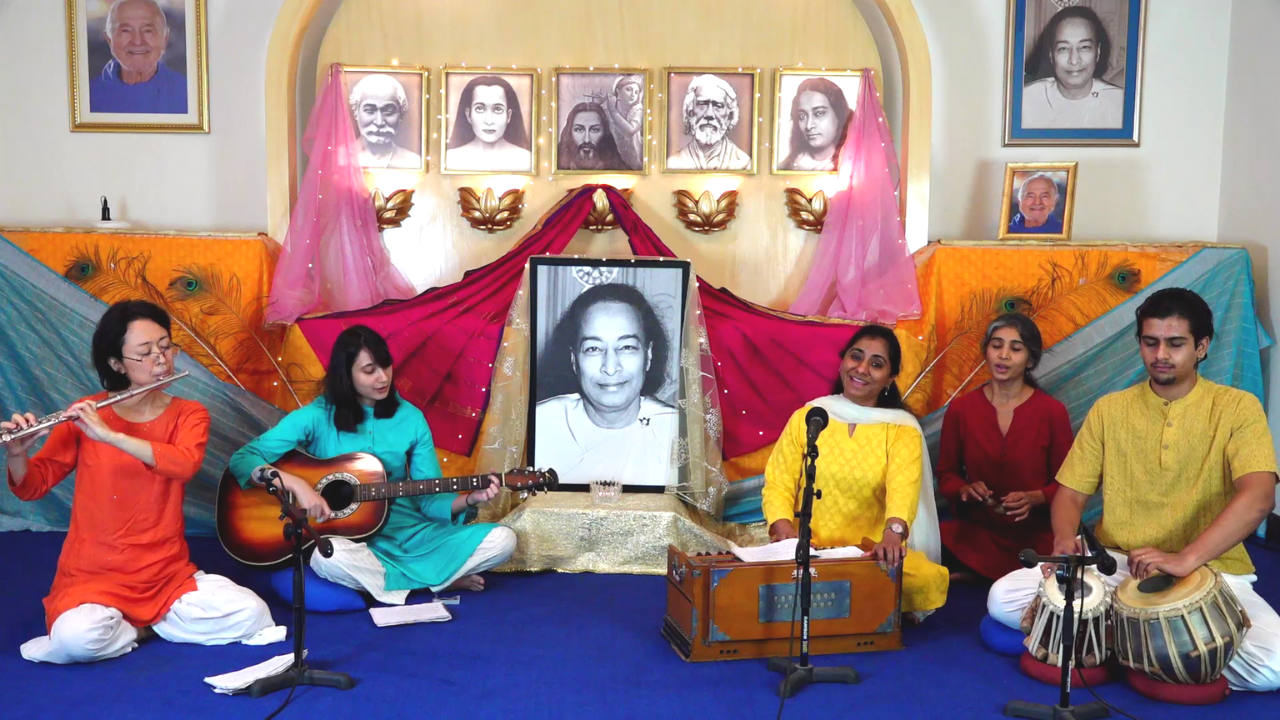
{"left": 352, "top": 474, "right": 498, "bottom": 502}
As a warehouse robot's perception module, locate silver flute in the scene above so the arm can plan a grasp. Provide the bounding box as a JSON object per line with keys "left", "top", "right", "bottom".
{"left": 0, "top": 371, "right": 190, "bottom": 446}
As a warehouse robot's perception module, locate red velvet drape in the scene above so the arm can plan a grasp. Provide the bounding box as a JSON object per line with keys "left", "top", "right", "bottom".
{"left": 299, "top": 186, "right": 863, "bottom": 458}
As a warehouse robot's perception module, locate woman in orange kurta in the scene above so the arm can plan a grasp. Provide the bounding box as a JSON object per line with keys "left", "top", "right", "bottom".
{"left": 4, "top": 300, "right": 278, "bottom": 664}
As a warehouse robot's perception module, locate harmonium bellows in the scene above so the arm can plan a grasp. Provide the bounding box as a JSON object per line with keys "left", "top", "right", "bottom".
{"left": 661, "top": 545, "right": 904, "bottom": 662}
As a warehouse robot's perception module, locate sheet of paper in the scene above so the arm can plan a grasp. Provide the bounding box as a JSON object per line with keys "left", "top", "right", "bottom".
{"left": 369, "top": 601, "right": 452, "bottom": 627}
{"left": 203, "top": 651, "right": 305, "bottom": 695}
{"left": 729, "top": 540, "right": 865, "bottom": 563}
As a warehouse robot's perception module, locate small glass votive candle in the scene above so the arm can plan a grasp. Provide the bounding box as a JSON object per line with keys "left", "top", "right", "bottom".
{"left": 590, "top": 480, "right": 622, "bottom": 504}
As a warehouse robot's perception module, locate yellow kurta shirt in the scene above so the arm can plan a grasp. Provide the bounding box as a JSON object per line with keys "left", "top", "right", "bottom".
{"left": 1058, "top": 378, "right": 1277, "bottom": 575}
{"left": 763, "top": 407, "right": 949, "bottom": 612}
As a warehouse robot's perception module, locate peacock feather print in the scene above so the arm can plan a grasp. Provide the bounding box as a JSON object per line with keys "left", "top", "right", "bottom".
{"left": 903, "top": 286, "right": 1033, "bottom": 399}
{"left": 943, "top": 252, "right": 1142, "bottom": 404}
{"left": 63, "top": 244, "right": 241, "bottom": 386}
{"left": 165, "top": 265, "right": 302, "bottom": 407}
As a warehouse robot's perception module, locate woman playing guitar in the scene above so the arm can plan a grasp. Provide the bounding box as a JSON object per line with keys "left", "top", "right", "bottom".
{"left": 228, "top": 325, "right": 516, "bottom": 604}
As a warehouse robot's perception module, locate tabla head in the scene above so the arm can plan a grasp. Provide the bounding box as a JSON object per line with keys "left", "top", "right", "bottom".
{"left": 1114, "top": 565, "right": 1217, "bottom": 610}
{"left": 1041, "top": 567, "right": 1111, "bottom": 619}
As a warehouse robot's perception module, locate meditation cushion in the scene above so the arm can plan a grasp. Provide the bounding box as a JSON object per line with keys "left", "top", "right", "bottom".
{"left": 270, "top": 566, "right": 366, "bottom": 612}
{"left": 980, "top": 613, "right": 1027, "bottom": 656}
{"left": 1125, "top": 669, "right": 1230, "bottom": 705}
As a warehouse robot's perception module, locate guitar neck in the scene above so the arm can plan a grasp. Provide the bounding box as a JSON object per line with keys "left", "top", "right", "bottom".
{"left": 352, "top": 473, "right": 497, "bottom": 503}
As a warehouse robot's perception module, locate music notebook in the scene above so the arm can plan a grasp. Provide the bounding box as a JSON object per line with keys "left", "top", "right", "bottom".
{"left": 369, "top": 602, "right": 452, "bottom": 627}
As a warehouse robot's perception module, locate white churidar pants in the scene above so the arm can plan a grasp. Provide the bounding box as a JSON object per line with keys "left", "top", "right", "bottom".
{"left": 986, "top": 549, "right": 1280, "bottom": 692}
{"left": 20, "top": 572, "right": 281, "bottom": 665}
{"left": 310, "top": 526, "right": 517, "bottom": 605}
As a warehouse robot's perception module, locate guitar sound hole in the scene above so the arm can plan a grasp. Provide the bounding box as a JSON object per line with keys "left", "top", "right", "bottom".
{"left": 320, "top": 481, "right": 355, "bottom": 513}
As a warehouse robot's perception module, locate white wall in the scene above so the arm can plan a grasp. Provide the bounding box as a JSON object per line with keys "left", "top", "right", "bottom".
{"left": 0, "top": 0, "right": 285, "bottom": 231}
{"left": 916, "top": 0, "right": 1232, "bottom": 242}
{"left": 1218, "top": 0, "right": 1280, "bottom": 502}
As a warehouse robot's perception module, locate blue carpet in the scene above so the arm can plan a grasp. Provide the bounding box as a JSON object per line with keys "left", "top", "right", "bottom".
{"left": 2, "top": 532, "right": 1277, "bottom": 719}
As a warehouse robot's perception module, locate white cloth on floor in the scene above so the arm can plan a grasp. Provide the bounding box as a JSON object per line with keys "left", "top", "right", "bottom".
{"left": 986, "top": 549, "right": 1280, "bottom": 692}
{"left": 312, "top": 526, "right": 517, "bottom": 603}
{"left": 21, "top": 572, "right": 281, "bottom": 665}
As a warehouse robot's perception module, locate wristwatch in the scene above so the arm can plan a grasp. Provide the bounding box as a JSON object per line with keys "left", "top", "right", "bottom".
{"left": 886, "top": 522, "right": 906, "bottom": 539}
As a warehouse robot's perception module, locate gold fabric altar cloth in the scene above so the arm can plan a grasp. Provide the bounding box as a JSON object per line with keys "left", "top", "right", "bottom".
{"left": 491, "top": 492, "right": 768, "bottom": 575}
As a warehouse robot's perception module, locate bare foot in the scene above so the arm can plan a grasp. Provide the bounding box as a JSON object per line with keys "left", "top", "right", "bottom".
{"left": 135, "top": 625, "right": 156, "bottom": 642}
{"left": 949, "top": 570, "right": 980, "bottom": 583}
{"left": 443, "top": 574, "right": 486, "bottom": 592}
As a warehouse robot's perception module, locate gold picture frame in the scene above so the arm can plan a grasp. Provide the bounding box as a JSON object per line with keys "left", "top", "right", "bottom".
{"left": 550, "top": 67, "right": 651, "bottom": 176}
{"left": 660, "top": 67, "right": 759, "bottom": 175}
{"left": 340, "top": 64, "right": 430, "bottom": 173}
{"left": 66, "top": 0, "right": 210, "bottom": 133}
{"left": 439, "top": 66, "right": 540, "bottom": 176}
{"left": 1002, "top": 0, "right": 1148, "bottom": 146}
{"left": 998, "top": 162, "right": 1078, "bottom": 241}
{"left": 772, "top": 67, "right": 862, "bottom": 175}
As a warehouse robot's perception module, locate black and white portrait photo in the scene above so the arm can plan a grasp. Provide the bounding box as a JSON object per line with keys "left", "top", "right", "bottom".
{"left": 773, "top": 70, "right": 859, "bottom": 174}
{"left": 528, "top": 258, "right": 691, "bottom": 488}
{"left": 343, "top": 66, "right": 427, "bottom": 172}
{"left": 553, "top": 69, "right": 649, "bottom": 174}
{"left": 663, "top": 69, "right": 757, "bottom": 174}
{"left": 442, "top": 68, "right": 537, "bottom": 174}
{"left": 67, "top": 0, "right": 209, "bottom": 132}
{"left": 1005, "top": 0, "right": 1146, "bottom": 145}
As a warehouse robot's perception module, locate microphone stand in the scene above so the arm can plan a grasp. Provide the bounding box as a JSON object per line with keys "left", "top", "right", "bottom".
{"left": 1004, "top": 543, "right": 1109, "bottom": 720}
{"left": 247, "top": 477, "right": 355, "bottom": 698}
{"left": 767, "top": 436, "right": 860, "bottom": 697}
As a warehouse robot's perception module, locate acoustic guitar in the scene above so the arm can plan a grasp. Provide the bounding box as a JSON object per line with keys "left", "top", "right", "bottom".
{"left": 216, "top": 449, "right": 557, "bottom": 566}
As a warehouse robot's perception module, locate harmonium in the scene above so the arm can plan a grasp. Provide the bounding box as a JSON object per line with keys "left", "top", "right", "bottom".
{"left": 661, "top": 544, "right": 903, "bottom": 662}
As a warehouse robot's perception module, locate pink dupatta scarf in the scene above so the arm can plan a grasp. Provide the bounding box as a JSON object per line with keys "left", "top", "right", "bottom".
{"left": 266, "top": 64, "right": 416, "bottom": 325}
{"left": 788, "top": 71, "right": 921, "bottom": 323}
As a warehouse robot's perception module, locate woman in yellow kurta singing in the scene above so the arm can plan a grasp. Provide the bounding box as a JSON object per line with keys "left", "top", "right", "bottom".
{"left": 763, "top": 324, "right": 949, "bottom": 618}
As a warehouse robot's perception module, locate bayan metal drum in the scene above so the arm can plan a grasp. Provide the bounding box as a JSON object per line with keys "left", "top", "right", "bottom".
{"left": 1112, "top": 566, "right": 1250, "bottom": 684}
{"left": 1021, "top": 568, "right": 1112, "bottom": 668}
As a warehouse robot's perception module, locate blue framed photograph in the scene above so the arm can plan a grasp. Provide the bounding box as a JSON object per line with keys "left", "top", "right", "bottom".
{"left": 1003, "top": 0, "right": 1146, "bottom": 146}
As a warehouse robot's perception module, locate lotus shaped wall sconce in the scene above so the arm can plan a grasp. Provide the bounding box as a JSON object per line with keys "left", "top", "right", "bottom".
{"left": 458, "top": 187, "right": 524, "bottom": 233}
{"left": 672, "top": 189, "right": 738, "bottom": 234}
{"left": 373, "top": 188, "right": 415, "bottom": 230}
{"left": 783, "top": 188, "right": 828, "bottom": 233}
{"left": 582, "top": 188, "right": 633, "bottom": 233}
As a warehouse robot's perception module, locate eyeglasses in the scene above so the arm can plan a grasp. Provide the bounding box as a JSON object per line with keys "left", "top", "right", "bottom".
{"left": 122, "top": 344, "right": 179, "bottom": 364}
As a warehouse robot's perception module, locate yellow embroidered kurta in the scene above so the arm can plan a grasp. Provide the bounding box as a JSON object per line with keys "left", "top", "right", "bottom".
{"left": 763, "top": 408, "right": 949, "bottom": 612}
{"left": 1058, "top": 378, "right": 1278, "bottom": 575}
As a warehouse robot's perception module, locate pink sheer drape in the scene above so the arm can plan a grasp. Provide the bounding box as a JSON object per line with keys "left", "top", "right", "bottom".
{"left": 265, "top": 64, "right": 416, "bottom": 325}
{"left": 788, "top": 69, "right": 921, "bottom": 323}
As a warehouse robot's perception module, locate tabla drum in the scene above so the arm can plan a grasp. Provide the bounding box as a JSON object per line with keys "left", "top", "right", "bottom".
{"left": 1020, "top": 568, "right": 1112, "bottom": 668}
{"left": 1112, "top": 566, "right": 1250, "bottom": 684}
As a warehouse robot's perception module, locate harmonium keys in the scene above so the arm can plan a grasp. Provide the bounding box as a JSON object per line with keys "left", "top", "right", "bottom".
{"left": 661, "top": 545, "right": 904, "bottom": 662}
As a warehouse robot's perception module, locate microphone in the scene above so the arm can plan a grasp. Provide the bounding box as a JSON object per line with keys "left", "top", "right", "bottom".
{"left": 1079, "top": 522, "right": 1117, "bottom": 576}
{"left": 251, "top": 465, "right": 281, "bottom": 488}
{"left": 1018, "top": 548, "right": 1039, "bottom": 569}
{"left": 805, "top": 406, "right": 829, "bottom": 444}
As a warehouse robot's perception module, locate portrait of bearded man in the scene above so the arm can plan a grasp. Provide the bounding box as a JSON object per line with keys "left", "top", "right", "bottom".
{"left": 666, "top": 73, "right": 752, "bottom": 172}
{"left": 556, "top": 102, "right": 628, "bottom": 172}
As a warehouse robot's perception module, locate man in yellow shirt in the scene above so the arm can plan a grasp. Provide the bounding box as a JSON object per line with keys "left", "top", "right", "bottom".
{"left": 986, "top": 288, "right": 1280, "bottom": 692}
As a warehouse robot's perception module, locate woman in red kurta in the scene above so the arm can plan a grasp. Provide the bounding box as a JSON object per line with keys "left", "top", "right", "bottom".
{"left": 4, "top": 300, "right": 278, "bottom": 664}
{"left": 937, "top": 313, "right": 1073, "bottom": 580}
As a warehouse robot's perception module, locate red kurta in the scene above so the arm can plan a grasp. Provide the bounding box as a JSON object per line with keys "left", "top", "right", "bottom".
{"left": 7, "top": 394, "right": 209, "bottom": 631}
{"left": 937, "top": 387, "right": 1073, "bottom": 579}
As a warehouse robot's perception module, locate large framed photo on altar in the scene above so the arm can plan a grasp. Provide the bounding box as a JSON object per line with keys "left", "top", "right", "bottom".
{"left": 66, "top": 0, "right": 209, "bottom": 132}
{"left": 527, "top": 257, "right": 691, "bottom": 489}
{"left": 661, "top": 68, "right": 758, "bottom": 174}
{"left": 1003, "top": 0, "right": 1147, "bottom": 146}
{"left": 551, "top": 68, "right": 651, "bottom": 174}
{"left": 341, "top": 65, "right": 428, "bottom": 172}
{"left": 440, "top": 67, "right": 538, "bottom": 175}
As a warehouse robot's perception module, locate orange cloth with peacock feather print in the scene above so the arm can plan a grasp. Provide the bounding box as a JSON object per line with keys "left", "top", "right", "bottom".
{"left": 5, "top": 230, "right": 324, "bottom": 412}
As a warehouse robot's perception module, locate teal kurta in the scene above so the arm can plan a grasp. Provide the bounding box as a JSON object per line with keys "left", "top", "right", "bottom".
{"left": 228, "top": 398, "right": 494, "bottom": 591}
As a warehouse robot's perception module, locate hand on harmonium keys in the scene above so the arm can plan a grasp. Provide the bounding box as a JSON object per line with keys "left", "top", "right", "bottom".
{"left": 768, "top": 519, "right": 799, "bottom": 543}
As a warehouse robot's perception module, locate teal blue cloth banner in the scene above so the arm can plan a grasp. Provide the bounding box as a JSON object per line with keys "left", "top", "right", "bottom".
{"left": 726, "top": 248, "right": 1272, "bottom": 533}
{"left": 0, "top": 234, "right": 285, "bottom": 535}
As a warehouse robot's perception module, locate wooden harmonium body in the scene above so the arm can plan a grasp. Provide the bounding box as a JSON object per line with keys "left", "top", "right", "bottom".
{"left": 661, "top": 545, "right": 903, "bottom": 662}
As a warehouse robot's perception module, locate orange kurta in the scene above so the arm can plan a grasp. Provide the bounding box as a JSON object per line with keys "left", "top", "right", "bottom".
{"left": 7, "top": 394, "right": 209, "bottom": 631}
